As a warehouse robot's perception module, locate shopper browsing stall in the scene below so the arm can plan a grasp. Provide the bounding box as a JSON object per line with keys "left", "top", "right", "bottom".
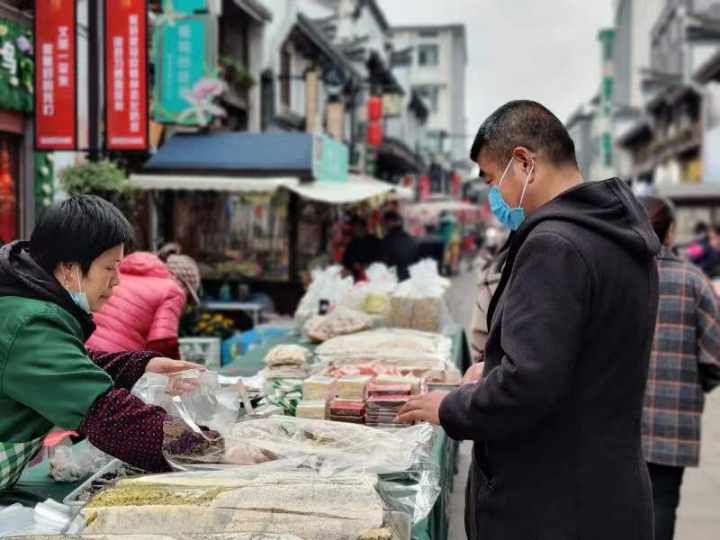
{"left": 0, "top": 196, "right": 206, "bottom": 491}
{"left": 397, "top": 101, "right": 660, "bottom": 540}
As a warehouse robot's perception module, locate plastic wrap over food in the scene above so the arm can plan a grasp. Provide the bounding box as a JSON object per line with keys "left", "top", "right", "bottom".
{"left": 20, "top": 535, "right": 306, "bottom": 540}
{"left": 77, "top": 470, "right": 413, "bottom": 539}
{"left": 305, "top": 306, "right": 373, "bottom": 343}
{"left": 133, "top": 370, "right": 240, "bottom": 436}
{"left": 163, "top": 414, "right": 435, "bottom": 475}
{"left": 316, "top": 328, "right": 453, "bottom": 369}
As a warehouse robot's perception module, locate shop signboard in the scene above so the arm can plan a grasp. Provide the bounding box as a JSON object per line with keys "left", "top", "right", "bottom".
{"left": 105, "top": 0, "right": 149, "bottom": 150}
{"left": 154, "top": 14, "right": 220, "bottom": 126}
{"left": 165, "top": 0, "right": 208, "bottom": 12}
{"left": 34, "top": 0, "right": 77, "bottom": 150}
{"left": 313, "top": 134, "right": 348, "bottom": 182}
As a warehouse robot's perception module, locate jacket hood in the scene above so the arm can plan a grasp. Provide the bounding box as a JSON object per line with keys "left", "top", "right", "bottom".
{"left": 512, "top": 178, "right": 660, "bottom": 260}
{"left": 0, "top": 241, "right": 96, "bottom": 339}
{"left": 119, "top": 252, "right": 170, "bottom": 278}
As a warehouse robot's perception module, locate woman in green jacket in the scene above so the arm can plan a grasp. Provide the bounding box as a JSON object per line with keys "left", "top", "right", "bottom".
{"left": 0, "top": 195, "right": 205, "bottom": 491}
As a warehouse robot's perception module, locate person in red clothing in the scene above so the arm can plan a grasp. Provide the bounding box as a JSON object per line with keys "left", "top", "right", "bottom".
{"left": 87, "top": 252, "right": 188, "bottom": 358}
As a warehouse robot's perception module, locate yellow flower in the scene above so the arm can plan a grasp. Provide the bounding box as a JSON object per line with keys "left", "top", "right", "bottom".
{"left": 0, "top": 26, "right": 8, "bottom": 37}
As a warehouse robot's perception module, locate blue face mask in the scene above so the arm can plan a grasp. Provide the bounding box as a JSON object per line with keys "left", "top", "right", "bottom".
{"left": 488, "top": 157, "right": 534, "bottom": 231}
{"left": 68, "top": 267, "right": 91, "bottom": 314}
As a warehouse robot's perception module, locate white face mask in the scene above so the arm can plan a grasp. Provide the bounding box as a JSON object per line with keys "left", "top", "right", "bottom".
{"left": 68, "top": 266, "right": 91, "bottom": 314}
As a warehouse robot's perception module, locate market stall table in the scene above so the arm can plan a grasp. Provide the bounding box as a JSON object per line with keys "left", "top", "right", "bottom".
{"left": 5, "top": 328, "right": 471, "bottom": 540}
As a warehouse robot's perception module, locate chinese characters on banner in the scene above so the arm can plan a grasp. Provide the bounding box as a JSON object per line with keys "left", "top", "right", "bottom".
{"left": 34, "top": 0, "right": 76, "bottom": 150}
{"left": 154, "top": 16, "right": 212, "bottom": 124}
{"left": 105, "top": 0, "right": 148, "bottom": 150}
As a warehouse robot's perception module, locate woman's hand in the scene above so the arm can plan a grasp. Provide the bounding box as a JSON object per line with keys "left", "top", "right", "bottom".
{"left": 146, "top": 357, "right": 203, "bottom": 375}
{"left": 146, "top": 357, "right": 205, "bottom": 396}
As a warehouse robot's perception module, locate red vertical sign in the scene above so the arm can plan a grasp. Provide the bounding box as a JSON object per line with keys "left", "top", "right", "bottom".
{"left": 35, "top": 0, "right": 77, "bottom": 150}
{"left": 105, "top": 0, "right": 148, "bottom": 151}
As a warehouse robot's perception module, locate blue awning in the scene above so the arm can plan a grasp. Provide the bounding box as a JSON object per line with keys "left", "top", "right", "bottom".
{"left": 145, "top": 132, "right": 316, "bottom": 176}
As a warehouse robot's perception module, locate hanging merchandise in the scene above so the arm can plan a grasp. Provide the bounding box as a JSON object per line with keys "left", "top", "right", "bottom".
{"left": 0, "top": 141, "right": 15, "bottom": 243}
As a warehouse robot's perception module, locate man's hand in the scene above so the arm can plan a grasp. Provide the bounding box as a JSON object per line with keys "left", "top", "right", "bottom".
{"left": 146, "top": 357, "right": 203, "bottom": 375}
{"left": 462, "top": 362, "right": 485, "bottom": 385}
{"left": 395, "top": 391, "right": 449, "bottom": 426}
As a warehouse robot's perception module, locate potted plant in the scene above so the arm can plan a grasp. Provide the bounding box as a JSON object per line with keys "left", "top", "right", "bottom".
{"left": 220, "top": 56, "right": 256, "bottom": 92}
{"left": 59, "top": 160, "right": 138, "bottom": 217}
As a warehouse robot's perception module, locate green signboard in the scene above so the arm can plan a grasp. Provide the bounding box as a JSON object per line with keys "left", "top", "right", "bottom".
{"left": 0, "top": 19, "right": 33, "bottom": 113}
{"left": 163, "top": 0, "right": 207, "bottom": 13}
{"left": 154, "top": 15, "right": 220, "bottom": 125}
{"left": 313, "top": 134, "right": 349, "bottom": 182}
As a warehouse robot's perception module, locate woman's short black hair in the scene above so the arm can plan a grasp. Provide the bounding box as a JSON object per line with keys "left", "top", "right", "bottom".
{"left": 30, "top": 195, "right": 134, "bottom": 275}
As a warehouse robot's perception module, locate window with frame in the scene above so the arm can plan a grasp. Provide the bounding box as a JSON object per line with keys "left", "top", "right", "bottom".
{"left": 280, "top": 47, "right": 291, "bottom": 108}
{"left": 413, "top": 85, "right": 440, "bottom": 113}
{"left": 418, "top": 44, "right": 439, "bottom": 66}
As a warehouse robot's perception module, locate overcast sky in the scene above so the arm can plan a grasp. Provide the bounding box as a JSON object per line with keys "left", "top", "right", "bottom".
{"left": 378, "top": 0, "right": 615, "bottom": 137}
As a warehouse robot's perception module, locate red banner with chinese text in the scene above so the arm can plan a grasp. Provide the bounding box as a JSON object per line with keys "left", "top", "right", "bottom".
{"left": 34, "top": 0, "right": 77, "bottom": 150}
{"left": 105, "top": 0, "right": 148, "bottom": 150}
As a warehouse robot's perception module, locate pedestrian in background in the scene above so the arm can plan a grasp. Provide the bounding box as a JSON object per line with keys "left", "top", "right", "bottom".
{"left": 342, "top": 215, "right": 381, "bottom": 282}
{"left": 639, "top": 196, "right": 720, "bottom": 540}
{"left": 87, "top": 246, "right": 200, "bottom": 358}
{"left": 381, "top": 210, "right": 418, "bottom": 281}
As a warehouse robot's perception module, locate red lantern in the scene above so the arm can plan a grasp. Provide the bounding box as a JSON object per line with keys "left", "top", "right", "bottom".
{"left": 451, "top": 171, "right": 462, "bottom": 196}
{"left": 367, "top": 121, "right": 383, "bottom": 147}
{"left": 419, "top": 175, "right": 431, "bottom": 200}
{"left": 367, "top": 96, "right": 383, "bottom": 122}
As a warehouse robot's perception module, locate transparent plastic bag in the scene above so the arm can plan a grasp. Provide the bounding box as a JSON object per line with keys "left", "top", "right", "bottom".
{"left": 48, "top": 441, "right": 112, "bottom": 483}
{"left": 294, "top": 266, "right": 354, "bottom": 332}
{"left": 133, "top": 370, "right": 240, "bottom": 436}
{"left": 388, "top": 259, "right": 454, "bottom": 333}
{"left": 342, "top": 264, "right": 398, "bottom": 316}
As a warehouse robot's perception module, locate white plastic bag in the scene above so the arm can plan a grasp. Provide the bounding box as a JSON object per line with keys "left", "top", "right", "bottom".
{"left": 294, "top": 266, "right": 354, "bottom": 332}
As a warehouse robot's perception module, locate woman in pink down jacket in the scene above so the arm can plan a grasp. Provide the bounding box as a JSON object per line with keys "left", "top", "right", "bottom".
{"left": 86, "top": 252, "right": 187, "bottom": 358}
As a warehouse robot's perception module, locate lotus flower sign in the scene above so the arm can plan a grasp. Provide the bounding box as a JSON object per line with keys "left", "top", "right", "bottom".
{"left": 153, "top": 14, "right": 224, "bottom": 126}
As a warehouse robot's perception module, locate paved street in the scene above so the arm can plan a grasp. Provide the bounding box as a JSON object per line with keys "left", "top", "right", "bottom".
{"left": 445, "top": 270, "right": 720, "bottom": 539}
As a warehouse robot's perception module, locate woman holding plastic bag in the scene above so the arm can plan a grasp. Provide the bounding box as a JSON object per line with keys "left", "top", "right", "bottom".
{"left": 0, "top": 196, "right": 210, "bottom": 492}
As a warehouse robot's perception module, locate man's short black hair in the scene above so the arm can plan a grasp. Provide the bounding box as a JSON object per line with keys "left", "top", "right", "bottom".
{"left": 30, "top": 195, "right": 134, "bottom": 275}
{"left": 694, "top": 221, "right": 709, "bottom": 236}
{"left": 383, "top": 210, "right": 403, "bottom": 224}
{"left": 349, "top": 214, "right": 366, "bottom": 227}
{"left": 470, "top": 100, "right": 578, "bottom": 167}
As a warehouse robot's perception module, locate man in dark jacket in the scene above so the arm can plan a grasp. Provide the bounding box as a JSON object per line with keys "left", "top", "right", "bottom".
{"left": 342, "top": 215, "right": 381, "bottom": 282}
{"left": 398, "top": 100, "right": 660, "bottom": 540}
{"left": 381, "top": 211, "right": 418, "bottom": 281}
